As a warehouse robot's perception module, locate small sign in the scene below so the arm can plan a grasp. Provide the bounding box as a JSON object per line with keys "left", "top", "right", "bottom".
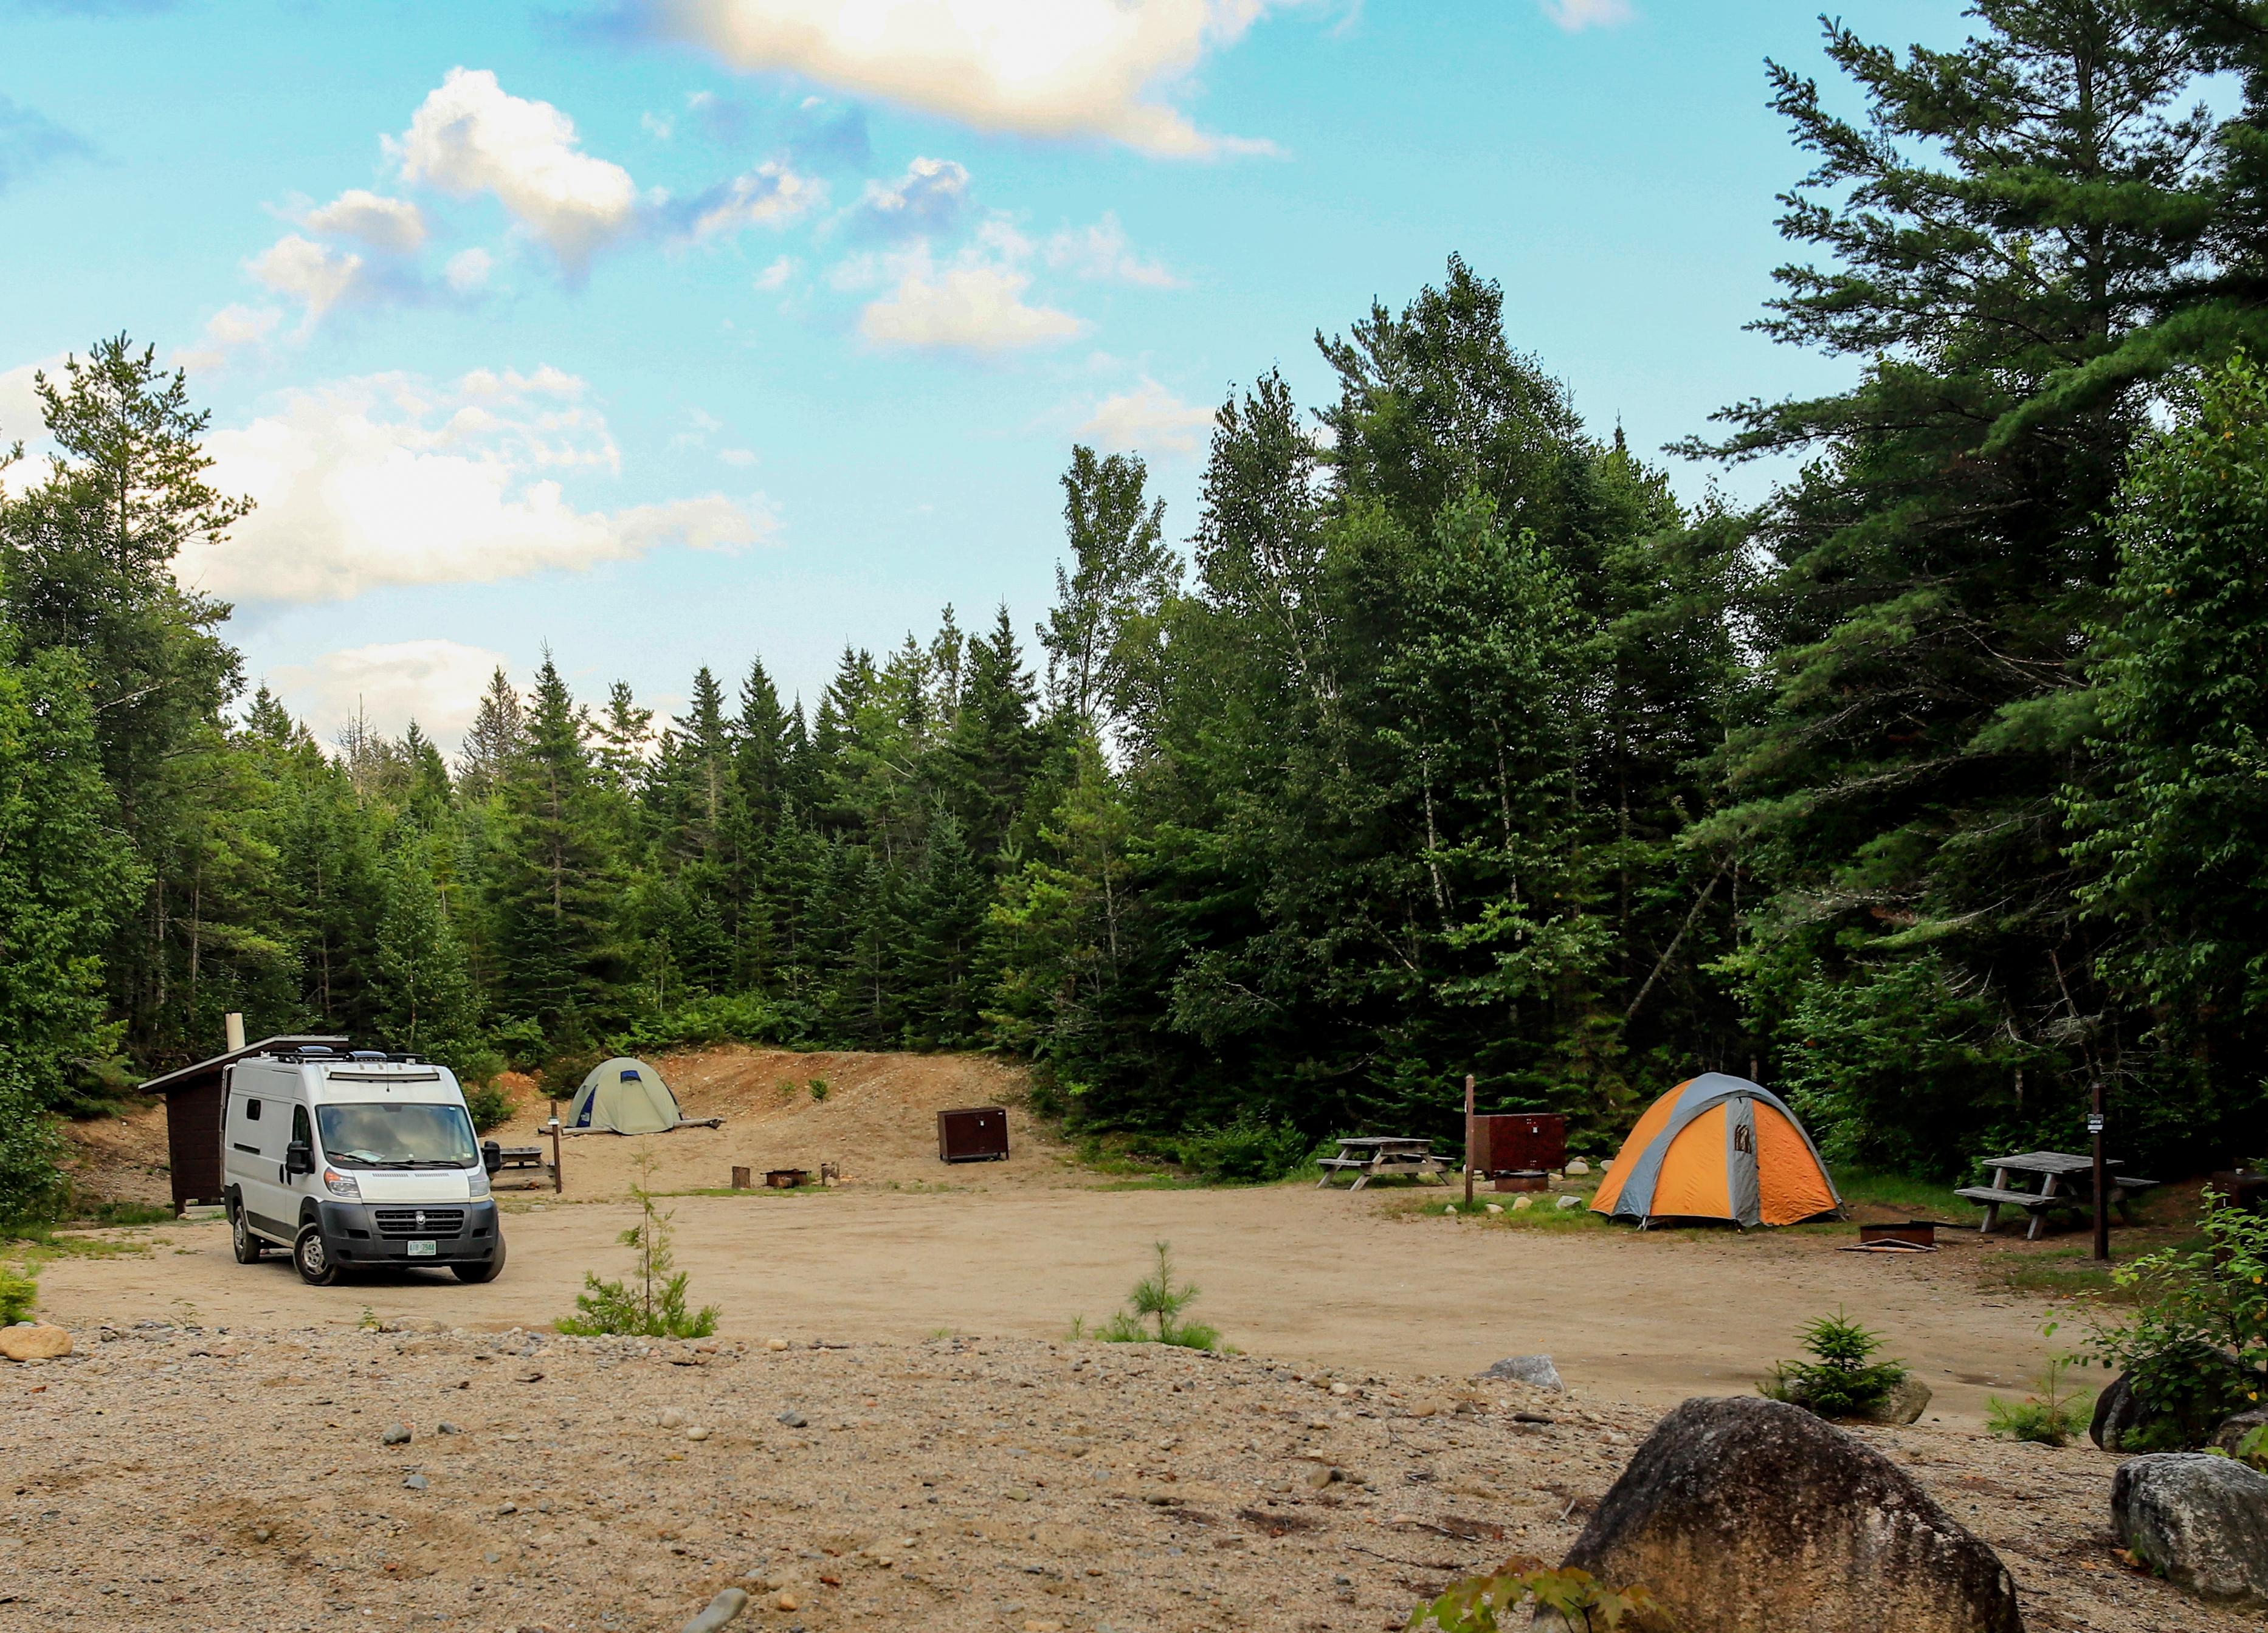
{"left": 2086, "top": 1114, "right": 2106, "bottom": 1135}
{"left": 407, "top": 1239, "right": 438, "bottom": 1257}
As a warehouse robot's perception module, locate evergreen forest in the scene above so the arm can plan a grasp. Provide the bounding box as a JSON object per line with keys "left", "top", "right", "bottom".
{"left": 7, "top": 0, "right": 2268, "bottom": 1214}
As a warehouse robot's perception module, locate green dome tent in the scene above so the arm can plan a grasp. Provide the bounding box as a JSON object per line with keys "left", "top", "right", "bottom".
{"left": 567, "top": 1057, "right": 682, "bottom": 1135}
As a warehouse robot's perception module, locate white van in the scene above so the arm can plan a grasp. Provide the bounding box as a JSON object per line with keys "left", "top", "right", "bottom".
{"left": 222, "top": 1045, "right": 505, "bottom": 1286}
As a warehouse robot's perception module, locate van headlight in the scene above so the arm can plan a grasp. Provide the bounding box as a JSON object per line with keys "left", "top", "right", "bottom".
{"left": 467, "top": 1168, "right": 491, "bottom": 1198}
{"left": 323, "top": 1168, "right": 361, "bottom": 1199}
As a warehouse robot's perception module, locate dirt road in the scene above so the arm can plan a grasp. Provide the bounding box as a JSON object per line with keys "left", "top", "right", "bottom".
{"left": 38, "top": 1184, "right": 2063, "bottom": 1427}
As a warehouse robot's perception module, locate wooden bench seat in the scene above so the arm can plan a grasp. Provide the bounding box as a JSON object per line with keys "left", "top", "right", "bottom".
{"left": 1953, "top": 1185, "right": 2072, "bottom": 1212}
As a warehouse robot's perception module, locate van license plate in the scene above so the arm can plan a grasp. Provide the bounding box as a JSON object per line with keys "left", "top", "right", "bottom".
{"left": 407, "top": 1240, "right": 437, "bottom": 1257}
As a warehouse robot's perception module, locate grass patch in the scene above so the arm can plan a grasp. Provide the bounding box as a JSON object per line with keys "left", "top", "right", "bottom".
{"left": 669, "top": 1184, "right": 832, "bottom": 1198}
{"left": 1833, "top": 1167, "right": 1985, "bottom": 1223}
{"left": 1399, "top": 1191, "right": 1608, "bottom": 1231}
{"left": 70, "top": 1199, "right": 176, "bottom": 1227}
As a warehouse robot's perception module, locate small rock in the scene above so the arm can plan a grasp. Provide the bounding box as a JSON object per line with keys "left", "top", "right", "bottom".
{"left": 1512, "top": 1195, "right": 1533, "bottom": 1211}
{"left": 2112, "top": 1453, "right": 2268, "bottom": 1608}
{"left": 1484, "top": 1203, "right": 1503, "bottom": 1215}
{"left": 436, "top": 1421, "right": 463, "bottom": 1435}
{"left": 1410, "top": 1395, "right": 1455, "bottom": 1418}
{"left": 1562, "top": 1397, "right": 2021, "bottom": 1633}
{"left": 0, "top": 1324, "right": 72, "bottom": 1362}
{"left": 381, "top": 1423, "right": 412, "bottom": 1446}
{"left": 1563, "top": 1158, "right": 1590, "bottom": 1177}
{"left": 694, "top": 1339, "right": 720, "bottom": 1354}
{"left": 251, "top": 1527, "right": 271, "bottom": 1543}
{"left": 1852, "top": 1375, "right": 1933, "bottom": 1426}
{"left": 660, "top": 1407, "right": 686, "bottom": 1429}
{"left": 774, "top": 1590, "right": 800, "bottom": 1612}
{"left": 777, "top": 1409, "right": 808, "bottom": 1428}
{"left": 404, "top": 1474, "right": 429, "bottom": 1491}
{"left": 1328, "top": 1381, "right": 1352, "bottom": 1397}
{"left": 484, "top": 1550, "right": 502, "bottom": 1564}
{"left": 1555, "top": 1193, "right": 1584, "bottom": 1210}
{"left": 1305, "top": 1463, "right": 1342, "bottom": 1490}
{"left": 1478, "top": 1355, "right": 1563, "bottom": 1392}
{"left": 679, "top": 1586, "right": 749, "bottom": 1633}
{"left": 686, "top": 1425, "right": 711, "bottom": 1442}
{"left": 766, "top": 1338, "right": 791, "bottom": 1352}
{"left": 497, "top": 1503, "right": 518, "bottom": 1516}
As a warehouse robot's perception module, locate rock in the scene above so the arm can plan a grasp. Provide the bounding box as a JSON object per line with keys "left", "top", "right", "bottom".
{"left": 1846, "top": 1376, "right": 1932, "bottom": 1426}
{"left": 1480, "top": 1355, "right": 1563, "bottom": 1392}
{"left": 773, "top": 1591, "right": 800, "bottom": 1612}
{"left": 766, "top": 1337, "right": 791, "bottom": 1352}
{"left": 659, "top": 1407, "right": 686, "bottom": 1429}
{"left": 380, "top": 1423, "right": 412, "bottom": 1446}
{"left": 685, "top": 1426, "right": 711, "bottom": 1442}
{"left": 2090, "top": 1370, "right": 2146, "bottom": 1451}
{"left": 1305, "top": 1463, "right": 1343, "bottom": 1489}
{"left": 436, "top": 1422, "right": 463, "bottom": 1436}
{"left": 1328, "top": 1381, "right": 1351, "bottom": 1397}
{"left": 777, "top": 1409, "right": 808, "bottom": 1428}
{"left": 403, "top": 1474, "right": 429, "bottom": 1491}
{"left": 2213, "top": 1404, "right": 2268, "bottom": 1459}
{"left": 679, "top": 1586, "right": 750, "bottom": 1633}
{"left": 2111, "top": 1453, "right": 2268, "bottom": 1607}
{"left": 0, "top": 1323, "right": 71, "bottom": 1362}
{"left": 1558, "top": 1397, "right": 2022, "bottom": 1633}
{"left": 1484, "top": 1202, "right": 1503, "bottom": 1214}
{"left": 1512, "top": 1195, "right": 1534, "bottom": 1212}
{"left": 1556, "top": 1194, "right": 1584, "bottom": 1210}
{"left": 1564, "top": 1158, "right": 1591, "bottom": 1177}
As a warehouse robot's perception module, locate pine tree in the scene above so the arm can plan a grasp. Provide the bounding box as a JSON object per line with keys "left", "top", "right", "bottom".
{"left": 457, "top": 668, "right": 526, "bottom": 800}
{"left": 373, "top": 849, "right": 481, "bottom": 1062}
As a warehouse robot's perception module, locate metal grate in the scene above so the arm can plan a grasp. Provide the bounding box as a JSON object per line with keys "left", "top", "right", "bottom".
{"left": 373, "top": 1207, "right": 464, "bottom": 1238}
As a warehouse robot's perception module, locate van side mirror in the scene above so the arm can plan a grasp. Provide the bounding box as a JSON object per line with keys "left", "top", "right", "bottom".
{"left": 285, "top": 1141, "right": 315, "bottom": 1177}
{"left": 481, "top": 1140, "right": 503, "bottom": 1176}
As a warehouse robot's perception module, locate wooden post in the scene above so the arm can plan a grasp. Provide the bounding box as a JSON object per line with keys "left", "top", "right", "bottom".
{"left": 1463, "top": 1073, "right": 1477, "bottom": 1208}
{"left": 548, "top": 1117, "right": 564, "bottom": 1195}
{"left": 2090, "top": 1081, "right": 2109, "bottom": 1262}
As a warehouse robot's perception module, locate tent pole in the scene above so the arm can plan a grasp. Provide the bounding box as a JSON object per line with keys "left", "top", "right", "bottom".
{"left": 1463, "top": 1073, "right": 1476, "bottom": 1208}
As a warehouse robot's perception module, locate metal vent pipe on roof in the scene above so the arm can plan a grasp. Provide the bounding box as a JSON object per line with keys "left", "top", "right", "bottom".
{"left": 224, "top": 1012, "right": 246, "bottom": 1052}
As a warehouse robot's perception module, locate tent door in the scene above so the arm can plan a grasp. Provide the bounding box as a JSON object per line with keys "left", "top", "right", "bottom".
{"left": 1725, "top": 1096, "right": 1762, "bottom": 1228}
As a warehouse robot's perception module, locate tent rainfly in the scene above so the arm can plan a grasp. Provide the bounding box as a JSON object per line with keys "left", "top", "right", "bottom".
{"left": 567, "top": 1057, "right": 683, "bottom": 1135}
{"left": 1591, "top": 1073, "right": 1841, "bottom": 1229}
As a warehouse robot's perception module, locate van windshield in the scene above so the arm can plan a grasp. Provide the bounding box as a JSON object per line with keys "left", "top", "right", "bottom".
{"left": 317, "top": 1102, "right": 478, "bottom": 1169}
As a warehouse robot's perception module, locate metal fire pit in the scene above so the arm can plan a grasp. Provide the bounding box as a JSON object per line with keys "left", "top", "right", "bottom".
{"left": 765, "top": 1168, "right": 809, "bottom": 1189}
{"left": 1849, "top": 1220, "right": 1951, "bottom": 1252}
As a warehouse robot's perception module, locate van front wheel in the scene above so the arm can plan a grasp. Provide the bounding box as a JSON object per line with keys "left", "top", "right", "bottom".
{"left": 452, "top": 1235, "right": 505, "bottom": 1284}
{"left": 230, "top": 1198, "right": 264, "bottom": 1263}
{"left": 294, "top": 1225, "right": 340, "bottom": 1286}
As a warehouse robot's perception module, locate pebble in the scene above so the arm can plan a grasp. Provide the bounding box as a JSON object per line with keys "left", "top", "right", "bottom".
{"left": 1556, "top": 1194, "right": 1584, "bottom": 1210}
{"left": 660, "top": 1407, "right": 686, "bottom": 1429}
{"left": 1484, "top": 1203, "right": 1503, "bottom": 1215}
{"left": 1512, "top": 1195, "right": 1533, "bottom": 1211}
{"left": 777, "top": 1410, "right": 808, "bottom": 1428}
{"left": 404, "top": 1474, "right": 429, "bottom": 1491}
{"left": 381, "top": 1423, "right": 412, "bottom": 1445}
{"left": 767, "top": 1338, "right": 791, "bottom": 1352}
{"left": 686, "top": 1426, "right": 711, "bottom": 1442}
{"left": 774, "top": 1591, "right": 801, "bottom": 1612}
{"left": 1305, "top": 1464, "right": 1342, "bottom": 1489}
{"left": 1564, "top": 1158, "right": 1591, "bottom": 1177}
{"left": 436, "top": 1422, "right": 462, "bottom": 1435}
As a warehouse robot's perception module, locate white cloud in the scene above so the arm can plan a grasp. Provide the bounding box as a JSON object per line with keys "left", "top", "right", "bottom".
{"left": 188, "top": 368, "right": 775, "bottom": 603}
{"left": 1080, "top": 377, "right": 1213, "bottom": 456}
{"left": 174, "top": 304, "right": 284, "bottom": 374}
{"left": 390, "top": 68, "right": 641, "bottom": 272}
{"left": 857, "top": 244, "right": 1084, "bottom": 355}
{"left": 1541, "top": 0, "right": 1630, "bottom": 29}
{"left": 753, "top": 253, "right": 797, "bottom": 291}
{"left": 853, "top": 155, "right": 969, "bottom": 238}
{"left": 718, "top": 447, "right": 757, "bottom": 467}
{"left": 248, "top": 233, "right": 367, "bottom": 323}
{"left": 271, "top": 639, "right": 509, "bottom": 753}
{"left": 1046, "top": 212, "right": 1181, "bottom": 287}
{"left": 680, "top": 158, "right": 824, "bottom": 241}
{"left": 638, "top": 0, "right": 1295, "bottom": 159}
{"left": 444, "top": 246, "right": 495, "bottom": 293}
{"left": 298, "top": 188, "right": 429, "bottom": 254}
{"left": 641, "top": 109, "right": 676, "bottom": 140}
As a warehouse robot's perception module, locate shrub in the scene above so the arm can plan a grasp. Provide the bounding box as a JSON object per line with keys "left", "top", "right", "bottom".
{"left": 1759, "top": 1309, "right": 1908, "bottom": 1417}
{"left": 0, "top": 1073, "right": 65, "bottom": 1229}
{"left": 0, "top": 1263, "right": 36, "bottom": 1324}
{"left": 463, "top": 1081, "right": 515, "bottom": 1134}
{"left": 808, "top": 1078, "right": 830, "bottom": 1103}
{"left": 1987, "top": 1355, "right": 2089, "bottom": 1446}
{"left": 539, "top": 1051, "right": 600, "bottom": 1105}
{"left": 616, "top": 991, "right": 786, "bottom": 1053}
{"left": 2090, "top": 1192, "right": 2268, "bottom": 1448}
{"left": 1408, "top": 1558, "right": 1666, "bottom": 1632}
{"left": 1079, "top": 1241, "right": 1224, "bottom": 1351}
{"left": 1174, "top": 1114, "right": 1313, "bottom": 1183}
{"left": 557, "top": 1158, "right": 719, "bottom": 1339}
{"left": 2237, "top": 1422, "right": 2268, "bottom": 1473}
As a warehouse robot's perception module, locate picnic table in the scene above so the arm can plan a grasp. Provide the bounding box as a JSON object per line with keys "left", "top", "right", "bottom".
{"left": 1954, "top": 1151, "right": 2157, "bottom": 1241}
{"left": 1315, "top": 1135, "right": 1452, "bottom": 1191}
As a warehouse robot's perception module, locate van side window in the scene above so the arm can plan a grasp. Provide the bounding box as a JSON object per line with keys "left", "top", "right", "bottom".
{"left": 293, "top": 1105, "right": 312, "bottom": 1149}
{"left": 244, "top": 1098, "right": 261, "bottom": 1121}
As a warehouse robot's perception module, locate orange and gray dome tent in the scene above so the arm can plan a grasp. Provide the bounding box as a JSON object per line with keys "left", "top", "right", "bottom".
{"left": 1591, "top": 1073, "right": 1841, "bottom": 1228}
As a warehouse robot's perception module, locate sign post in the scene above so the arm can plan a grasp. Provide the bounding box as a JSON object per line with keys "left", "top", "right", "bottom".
{"left": 1463, "top": 1073, "right": 1477, "bottom": 1208}
{"left": 2089, "top": 1083, "right": 2109, "bottom": 1263}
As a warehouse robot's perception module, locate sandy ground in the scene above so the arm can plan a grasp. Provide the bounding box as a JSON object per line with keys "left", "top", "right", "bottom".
{"left": 3, "top": 1324, "right": 2255, "bottom": 1633}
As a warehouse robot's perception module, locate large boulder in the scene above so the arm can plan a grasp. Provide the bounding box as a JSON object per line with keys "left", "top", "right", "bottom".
{"left": 2212, "top": 1404, "right": 2268, "bottom": 1460}
{"left": 1558, "top": 1397, "right": 2023, "bottom": 1633}
{"left": 2089, "top": 1370, "right": 2143, "bottom": 1451}
{"left": 0, "top": 1322, "right": 71, "bottom": 1362}
{"left": 2111, "top": 1454, "right": 2268, "bottom": 1608}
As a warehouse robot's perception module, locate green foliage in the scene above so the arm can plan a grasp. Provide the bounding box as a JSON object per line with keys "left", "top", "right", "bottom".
{"left": 556, "top": 1159, "right": 719, "bottom": 1339}
{"left": 463, "top": 1082, "right": 514, "bottom": 1135}
{"left": 614, "top": 992, "right": 785, "bottom": 1054}
{"left": 2236, "top": 1422, "right": 2268, "bottom": 1473}
{"left": 1987, "top": 1354, "right": 2089, "bottom": 1447}
{"left": 1408, "top": 1559, "right": 1668, "bottom": 1632}
{"left": 807, "top": 1078, "right": 830, "bottom": 1102}
{"left": 1174, "top": 1115, "right": 1314, "bottom": 1184}
{"left": 1759, "top": 1309, "right": 1908, "bottom": 1418}
{"left": 2092, "top": 1194, "right": 2268, "bottom": 1448}
{"left": 0, "top": 1263, "right": 37, "bottom": 1324}
{"left": 0, "top": 1074, "right": 66, "bottom": 1229}
{"left": 1081, "top": 1241, "right": 1224, "bottom": 1350}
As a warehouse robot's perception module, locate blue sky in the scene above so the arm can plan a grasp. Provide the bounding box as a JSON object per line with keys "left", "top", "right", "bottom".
{"left": 0, "top": 0, "right": 1966, "bottom": 750}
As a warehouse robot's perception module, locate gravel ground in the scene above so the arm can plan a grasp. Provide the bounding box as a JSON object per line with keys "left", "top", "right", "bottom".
{"left": 4, "top": 1322, "right": 2258, "bottom": 1633}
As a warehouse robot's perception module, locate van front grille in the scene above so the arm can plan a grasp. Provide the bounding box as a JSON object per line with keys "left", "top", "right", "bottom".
{"left": 373, "top": 1207, "right": 464, "bottom": 1239}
